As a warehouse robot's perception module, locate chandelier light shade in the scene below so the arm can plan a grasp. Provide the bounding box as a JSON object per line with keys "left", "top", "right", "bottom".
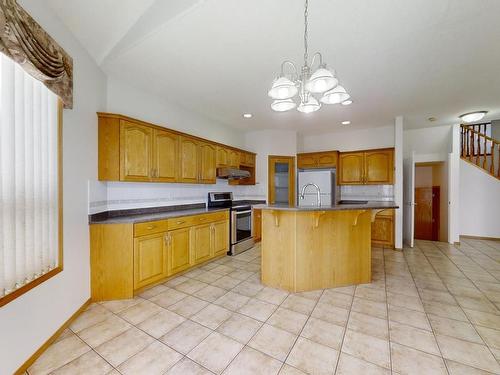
{"left": 271, "top": 99, "right": 297, "bottom": 112}
{"left": 268, "top": 0, "right": 351, "bottom": 113}
{"left": 320, "top": 85, "right": 350, "bottom": 104}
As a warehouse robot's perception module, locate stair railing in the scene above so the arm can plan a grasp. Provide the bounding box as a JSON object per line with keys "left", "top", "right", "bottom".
{"left": 461, "top": 124, "right": 500, "bottom": 179}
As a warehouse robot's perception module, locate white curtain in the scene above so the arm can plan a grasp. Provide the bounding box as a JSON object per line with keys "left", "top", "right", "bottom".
{"left": 0, "top": 53, "right": 59, "bottom": 298}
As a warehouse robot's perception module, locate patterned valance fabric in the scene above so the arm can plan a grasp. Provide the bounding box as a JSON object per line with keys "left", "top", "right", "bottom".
{"left": 0, "top": 0, "right": 73, "bottom": 108}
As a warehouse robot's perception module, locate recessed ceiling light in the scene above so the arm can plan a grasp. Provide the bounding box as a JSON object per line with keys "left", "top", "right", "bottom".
{"left": 428, "top": 117, "right": 436, "bottom": 122}
{"left": 341, "top": 100, "right": 353, "bottom": 106}
{"left": 242, "top": 113, "right": 253, "bottom": 119}
{"left": 341, "top": 121, "right": 351, "bottom": 125}
{"left": 459, "top": 111, "right": 487, "bottom": 123}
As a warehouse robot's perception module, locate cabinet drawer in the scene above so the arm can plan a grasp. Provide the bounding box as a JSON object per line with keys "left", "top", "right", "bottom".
{"left": 134, "top": 220, "right": 169, "bottom": 237}
{"left": 167, "top": 215, "right": 198, "bottom": 230}
{"left": 194, "top": 211, "right": 229, "bottom": 224}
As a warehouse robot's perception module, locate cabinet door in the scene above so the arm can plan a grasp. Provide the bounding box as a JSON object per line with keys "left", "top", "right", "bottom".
{"left": 179, "top": 136, "right": 199, "bottom": 183}
{"left": 199, "top": 143, "right": 217, "bottom": 184}
{"left": 297, "top": 154, "right": 318, "bottom": 169}
{"left": 246, "top": 153, "right": 255, "bottom": 166}
{"left": 192, "top": 224, "right": 213, "bottom": 264}
{"left": 338, "top": 152, "right": 364, "bottom": 185}
{"left": 371, "top": 216, "right": 394, "bottom": 247}
{"left": 120, "top": 121, "right": 153, "bottom": 181}
{"left": 153, "top": 129, "right": 178, "bottom": 182}
{"left": 229, "top": 150, "right": 240, "bottom": 168}
{"left": 212, "top": 220, "right": 229, "bottom": 257}
{"left": 216, "top": 146, "right": 229, "bottom": 167}
{"left": 253, "top": 209, "right": 262, "bottom": 242}
{"left": 365, "top": 149, "right": 394, "bottom": 184}
{"left": 167, "top": 227, "right": 191, "bottom": 276}
{"left": 134, "top": 233, "right": 168, "bottom": 289}
{"left": 317, "top": 152, "right": 337, "bottom": 168}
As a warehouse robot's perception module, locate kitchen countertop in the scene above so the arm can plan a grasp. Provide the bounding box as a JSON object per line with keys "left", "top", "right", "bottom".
{"left": 255, "top": 201, "right": 398, "bottom": 211}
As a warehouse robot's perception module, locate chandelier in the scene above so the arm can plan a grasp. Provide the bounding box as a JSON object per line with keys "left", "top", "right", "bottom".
{"left": 268, "top": 0, "right": 351, "bottom": 113}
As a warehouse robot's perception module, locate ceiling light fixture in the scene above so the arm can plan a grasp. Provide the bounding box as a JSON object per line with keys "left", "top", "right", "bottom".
{"left": 341, "top": 121, "right": 351, "bottom": 125}
{"left": 268, "top": 0, "right": 350, "bottom": 113}
{"left": 459, "top": 111, "right": 487, "bottom": 123}
{"left": 242, "top": 113, "right": 253, "bottom": 118}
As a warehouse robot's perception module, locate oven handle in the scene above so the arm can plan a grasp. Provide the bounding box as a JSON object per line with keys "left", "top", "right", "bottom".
{"left": 234, "top": 210, "right": 252, "bottom": 215}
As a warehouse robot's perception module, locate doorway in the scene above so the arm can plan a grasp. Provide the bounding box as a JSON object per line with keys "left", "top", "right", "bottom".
{"left": 268, "top": 156, "right": 295, "bottom": 205}
{"left": 414, "top": 162, "right": 448, "bottom": 242}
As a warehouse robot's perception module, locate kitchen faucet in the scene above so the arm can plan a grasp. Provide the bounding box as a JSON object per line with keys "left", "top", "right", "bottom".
{"left": 299, "top": 183, "right": 321, "bottom": 206}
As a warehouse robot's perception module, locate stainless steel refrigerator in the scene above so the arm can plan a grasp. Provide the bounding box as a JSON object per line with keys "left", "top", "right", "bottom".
{"left": 297, "top": 169, "right": 338, "bottom": 207}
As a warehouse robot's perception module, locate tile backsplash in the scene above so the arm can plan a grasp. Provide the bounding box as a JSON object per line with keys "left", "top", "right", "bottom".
{"left": 340, "top": 185, "right": 394, "bottom": 201}
{"left": 88, "top": 179, "right": 265, "bottom": 214}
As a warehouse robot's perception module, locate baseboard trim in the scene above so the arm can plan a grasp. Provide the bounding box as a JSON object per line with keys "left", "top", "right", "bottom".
{"left": 14, "top": 298, "right": 92, "bottom": 375}
{"left": 460, "top": 235, "right": 500, "bottom": 241}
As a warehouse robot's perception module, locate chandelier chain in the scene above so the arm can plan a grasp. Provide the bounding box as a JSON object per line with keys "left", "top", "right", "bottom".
{"left": 303, "top": 0, "right": 309, "bottom": 66}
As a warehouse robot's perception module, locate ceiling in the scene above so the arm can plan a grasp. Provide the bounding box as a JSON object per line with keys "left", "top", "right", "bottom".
{"left": 47, "top": 0, "right": 500, "bottom": 133}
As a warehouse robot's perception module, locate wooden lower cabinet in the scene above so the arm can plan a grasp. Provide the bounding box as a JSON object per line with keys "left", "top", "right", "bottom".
{"left": 90, "top": 211, "right": 230, "bottom": 301}
{"left": 371, "top": 209, "right": 394, "bottom": 248}
{"left": 134, "top": 233, "right": 168, "bottom": 289}
{"left": 253, "top": 208, "right": 262, "bottom": 242}
{"left": 166, "top": 227, "right": 191, "bottom": 275}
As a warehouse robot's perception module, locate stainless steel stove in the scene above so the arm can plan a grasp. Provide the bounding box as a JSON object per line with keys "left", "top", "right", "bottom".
{"left": 208, "top": 192, "right": 254, "bottom": 255}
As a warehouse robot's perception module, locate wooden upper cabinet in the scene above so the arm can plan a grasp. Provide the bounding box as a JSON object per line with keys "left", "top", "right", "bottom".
{"left": 240, "top": 152, "right": 255, "bottom": 167}
{"left": 297, "top": 151, "right": 337, "bottom": 169}
{"left": 229, "top": 150, "right": 240, "bottom": 168}
{"left": 339, "top": 148, "right": 394, "bottom": 185}
{"left": 199, "top": 143, "right": 216, "bottom": 184}
{"left": 364, "top": 149, "right": 394, "bottom": 184}
{"left": 179, "top": 136, "right": 199, "bottom": 183}
{"left": 216, "top": 146, "right": 230, "bottom": 167}
{"left": 338, "top": 152, "right": 365, "bottom": 184}
{"left": 120, "top": 121, "right": 153, "bottom": 181}
{"left": 152, "top": 129, "right": 178, "bottom": 182}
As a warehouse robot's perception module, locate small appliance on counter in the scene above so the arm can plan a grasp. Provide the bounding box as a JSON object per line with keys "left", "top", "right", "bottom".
{"left": 297, "top": 169, "right": 339, "bottom": 207}
{"left": 207, "top": 192, "right": 254, "bottom": 255}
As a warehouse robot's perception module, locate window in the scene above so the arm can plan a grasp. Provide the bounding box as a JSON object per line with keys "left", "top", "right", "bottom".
{"left": 0, "top": 54, "right": 62, "bottom": 306}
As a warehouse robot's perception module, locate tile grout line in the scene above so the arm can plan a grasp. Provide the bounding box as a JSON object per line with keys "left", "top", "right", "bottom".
{"left": 382, "top": 246, "right": 394, "bottom": 374}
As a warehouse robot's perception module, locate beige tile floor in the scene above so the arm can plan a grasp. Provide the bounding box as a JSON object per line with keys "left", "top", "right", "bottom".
{"left": 27, "top": 238, "right": 500, "bottom": 375}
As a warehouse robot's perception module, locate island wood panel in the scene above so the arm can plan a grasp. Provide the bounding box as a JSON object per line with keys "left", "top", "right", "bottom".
{"left": 261, "top": 209, "right": 372, "bottom": 292}
{"left": 261, "top": 210, "right": 296, "bottom": 291}
{"left": 253, "top": 208, "right": 262, "bottom": 242}
{"left": 90, "top": 223, "right": 134, "bottom": 301}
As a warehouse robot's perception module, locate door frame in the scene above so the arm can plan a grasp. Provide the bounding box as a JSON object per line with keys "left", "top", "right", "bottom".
{"left": 268, "top": 155, "right": 295, "bottom": 205}
{"left": 403, "top": 152, "right": 415, "bottom": 247}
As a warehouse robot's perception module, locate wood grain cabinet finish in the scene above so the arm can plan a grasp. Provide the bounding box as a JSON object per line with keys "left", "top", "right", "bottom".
{"left": 253, "top": 208, "right": 262, "bottom": 242}
{"left": 120, "top": 121, "right": 153, "bottom": 181}
{"left": 166, "top": 227, "right": 191, "bottom": 275}
{"left": 371, "top": 209, "right": 394, "bottom": 247}
{"left": 339, "top": 148, "right": 394, "bottom": 185}
{"left": 98, "top": 113, "right": 256, "bottom": 184}
{"left": 133, "top": 233, "right": 168, "bottom": 289}
{"left": 297, "top": 151, "right": 338, "bottom": 169}
{"left": 153, "top": 129, "right": 178, "bottom": 182}
{"left": 212, "top": 220, "right": 229, "bottom": 257}
{"left": 192, "top": 223, "right": 213, "bottom": 264}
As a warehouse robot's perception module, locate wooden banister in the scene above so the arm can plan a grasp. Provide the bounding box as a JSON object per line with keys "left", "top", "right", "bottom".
{"left": 460, "top": 124, "right": 500, "bottom": 180}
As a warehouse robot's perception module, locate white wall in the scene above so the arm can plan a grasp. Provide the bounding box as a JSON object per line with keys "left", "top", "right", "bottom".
{"left": 106, "top": 76, "right": 245, "bottom": 148}
{"left": 460, "top": 160, "right": 500, "bottom": 238}
{"left": 403, "top": 125, "right": 452, "bottom": 158}
{"left": 244, "top": 130, "right": 297, "bottom": 201}
{"left": 0, "top": 1, "right": 107, "bottom": 373}
{"left": 298, "top": 125, "right": 395, "bottom": 152}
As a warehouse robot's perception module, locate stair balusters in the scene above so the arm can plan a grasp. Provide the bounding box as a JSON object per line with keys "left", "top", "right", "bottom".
{"left": 460, "top": 123, "right": 499, "bottom": 180}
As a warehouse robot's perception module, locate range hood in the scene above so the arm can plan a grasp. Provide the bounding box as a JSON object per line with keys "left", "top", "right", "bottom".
{"left": 216, "top": 167, "right": 251, "bottom": 180}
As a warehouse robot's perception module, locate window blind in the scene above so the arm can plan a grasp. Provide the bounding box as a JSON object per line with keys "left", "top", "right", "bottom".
{"left": 0, "top": 53, "right": 59, "bottom": 298}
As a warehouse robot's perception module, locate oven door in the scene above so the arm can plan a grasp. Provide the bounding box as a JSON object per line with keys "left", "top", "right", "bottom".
{"left": 231, "top": 209, "right": 252, "bottom": 244}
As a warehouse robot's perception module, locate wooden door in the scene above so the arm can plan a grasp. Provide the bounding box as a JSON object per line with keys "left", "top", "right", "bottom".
{"left": 199, "top": 143, "right": 216, "bottom": 184}
{"left": 152, "top": 129, "right": 178, "bottom": 182}
{"left": 229, "top": 150, "right": 240, "bottom": 168}
{"left": 365, "top": 149, "right": 394, "bottom": 184}
{"left": 167, "top": 227, "right": 191, "bottom": 276}
{"left": 297, "top": 153, "right": 318, "bottom": 169}
{"left": 268, "top": 156, "right": 295, "bottom": 205}
{"left": 192, "top": 224, "right": 213, "bottom": 264}
{"left": 253, "top": 209, "right": 262, "bottom": 241}
{"left": 414, "top": 187, "right": 433, "bottom": 240}
{"left": 212, "top": 220, "right": 229, "bottom": 257}
{"left": 134, "top": 233, "right": 168, "bottom": 289}
{"left": 338, "top": 152, "right": 364, "bottom": 184}
{"left": 179, "top": 136, "right": 199, "bottom": 183}
{"left": 216, "top": 146, "right": 229, "bottom": 167}
{"left": 120, "top": 121, "right": 153, "bottom": 181}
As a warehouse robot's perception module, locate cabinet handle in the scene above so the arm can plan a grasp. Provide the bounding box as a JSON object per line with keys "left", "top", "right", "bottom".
{"left": 199, "top": 217, "right": 206, "bottom": 221}
{"left": 176, "top": 220, "right": 185, "bottom": 225}
{"left": 164, "top": 234, "right": 169, "bottom": 246}
{"left": 147, "top": 225, "right": 155, "bottom": 230}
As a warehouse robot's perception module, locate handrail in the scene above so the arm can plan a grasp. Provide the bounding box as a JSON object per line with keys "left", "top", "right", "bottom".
{"left": 461, "top": 124, "right": 499, "bottom": 145}
{"left": 460, "top": 123, "right": 499, "bottom": 179}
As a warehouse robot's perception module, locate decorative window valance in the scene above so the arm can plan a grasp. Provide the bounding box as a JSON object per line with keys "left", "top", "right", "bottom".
{"left": 0, "top": 0, "right": 73, "bottom": 108}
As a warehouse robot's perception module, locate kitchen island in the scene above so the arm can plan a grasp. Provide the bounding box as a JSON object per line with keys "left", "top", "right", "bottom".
{"left": 256, "top": 202, "right": 398, "bottom": 292}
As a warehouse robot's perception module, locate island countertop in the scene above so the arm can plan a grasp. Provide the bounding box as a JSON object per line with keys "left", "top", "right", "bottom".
{"left": 255, "top": 201, "right": 398, "bottom": 212}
